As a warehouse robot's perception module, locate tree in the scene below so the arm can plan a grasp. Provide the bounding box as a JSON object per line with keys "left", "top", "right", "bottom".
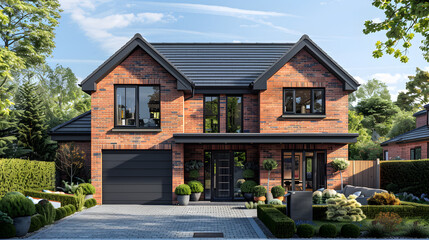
{"left": 349, "top": 79, "right": 391, "bottom": 105}
{"left": 405, "top": 68, "right": 429, "bottom": 107}
{"left": 395, "top": 92, "right": 415, "bottom": 111}
{"left": 356, "top": 96, "right": 398, "bottom": 139}
{"left": 262, "top": 159, "right": 278, "bottom": 193}
{"left": 387, "top": 110, "right": 416, "bottom": 138}
{"left": 0, "top": 0, "right": 61, "bottom": 89}
{"left": 331, "top": 158, "right": 350, "bottom": 191}
{"left": 15, "top": 80, "right": 55, "bottom": 160}
{"left": 55, "top": 143, "right": 85, "bottom": 183}
{"left": 363, "top": 0, "right": 429, "bottom": 63}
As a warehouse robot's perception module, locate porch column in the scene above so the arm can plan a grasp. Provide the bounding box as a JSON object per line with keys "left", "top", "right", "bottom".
{"left": 172, "top": 143, "right": 184, "bottom": 203}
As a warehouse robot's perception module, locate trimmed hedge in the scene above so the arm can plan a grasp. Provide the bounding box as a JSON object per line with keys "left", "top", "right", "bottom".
{"left": 24, "top": 190, "right": 79, "bottom": 209}
{"left": 84, "top": 198, "right": 97, "bottom": 208}
{"left": 0, "top": 159, "right": 55, "bottom": 197}
{"left": 257, "top": 205, "right": 295, "bottom": 238}
{"left": 380, "top": 159, "right": 429, "bottom": 195}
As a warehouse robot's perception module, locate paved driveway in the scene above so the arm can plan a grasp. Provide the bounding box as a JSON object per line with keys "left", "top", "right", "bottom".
{"left": 29, "top": 203, "right": 264, "bottom": 239}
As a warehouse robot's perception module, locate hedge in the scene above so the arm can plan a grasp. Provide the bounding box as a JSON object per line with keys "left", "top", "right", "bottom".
{"left": 257, "top": 205, "right": 295, "bottom": 238}
{"left": 313, "top": 201, "right": 429, "bottom": 220}
{"left": 380, "top": 159, "right": 429, "bottom": 196}
{"left": 0, "top": 159, "right": 55, "bottom": 197}
{"left": 24, "top": 190, "right": 79, "bottom": 209}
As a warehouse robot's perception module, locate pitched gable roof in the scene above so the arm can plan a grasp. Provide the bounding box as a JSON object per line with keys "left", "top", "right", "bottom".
{"left": 251, "top": 35, "right": 360, "bottom": 91}
{"left": 49, "top": 111, "right": 91, "bottom": 141}
{"left": 381, "top": 125, "right": 429, "bottom": 146}
{"left": 80, "top": 34, "right": 193, "bottom": 93}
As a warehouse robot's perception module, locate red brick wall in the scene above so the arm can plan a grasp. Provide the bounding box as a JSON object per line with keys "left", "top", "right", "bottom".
{"left": 416, "top": 114, "right": 427, "bottom": 128}
{"left": 259, "top": 49, "right": 349, "bottom": 133}
{"left": 382, "top": 141, "right": 428, "bottom": 160}
{"left": 91, "top": 48, "right": 185, "bottom": 204}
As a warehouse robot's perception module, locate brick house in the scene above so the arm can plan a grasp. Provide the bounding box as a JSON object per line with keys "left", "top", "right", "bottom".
{"left": 381, "top": 104, "right": 429, "bottom": 160}
{"left": 50, "top": 34, "right": 359, "bottom": 204}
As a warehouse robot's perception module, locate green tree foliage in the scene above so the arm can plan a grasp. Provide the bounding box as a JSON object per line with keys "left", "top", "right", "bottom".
{"left": 395, "top": 92, "right": 415, "bottom": 111}
{"left": 387, "top": 110, "right": 415, "bottom": 138}
{"left": 349, "top": 79, "right": 391, "bottom": 105}
{"left": 405, "top": 68, "right": 429, "bottom": 107}
{"left": 15, "top": 81, "right": 56, "bottom": 160}
{"left": 363, "top": 0, "right": 429, "bottom": 63}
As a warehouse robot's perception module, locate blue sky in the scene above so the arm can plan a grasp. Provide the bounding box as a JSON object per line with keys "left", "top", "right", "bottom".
{"left": 51, "top": 0, "right": 428, "bottom": 100}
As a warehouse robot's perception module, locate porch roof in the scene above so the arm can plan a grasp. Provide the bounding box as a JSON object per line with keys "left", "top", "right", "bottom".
{"left": 173, "top": 133, "right": 358, "bottom": 144}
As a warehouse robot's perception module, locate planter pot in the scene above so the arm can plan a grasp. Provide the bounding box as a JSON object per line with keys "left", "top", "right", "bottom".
{"left": 13, "top": 216, "right": 31, "bottom": 237}
{"left": 190, "top": 192, "right": 201, "bottom": 201}
{"left": 177, "top": 195, "right": 190, "bottom": 206}
{"left": 266, "top": 193, "right": 273, "bottom": 203}
{"left": 254, "top": 196, "right": 266, "bottom": 202}
{"left": 275, "top": 196, "right": 285, "bottom": 202}
{"left": 85, "top": 194, "right": 93, "bottom": 200}
{"left": 243, "top": 193, "right": 253, "bottom": 201}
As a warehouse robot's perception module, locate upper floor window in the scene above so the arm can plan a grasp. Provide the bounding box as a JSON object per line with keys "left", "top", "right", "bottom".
{"left": 283, "top": 88, "right": 325, "bottom": 115}
{"left": 410, "top": 147, "right": 421, "bottom": 160}
{"left": 227, "top": 96, "right": 243, "bottom": 133}
{"left": 204, "top": 96, "right": 219, "bottom": 133}
{"left": 115, "top": 85, "right": 160, "bottom": 129}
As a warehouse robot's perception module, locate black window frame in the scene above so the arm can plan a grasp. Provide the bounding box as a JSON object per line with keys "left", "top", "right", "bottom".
{"left": 384, "top": 150, "right": 388, "bottom": 160}
{"left": 410, "top": 146, "right": 422, "bottom": 160}
{"left": 203, "top": 95, "right": 220, "bottom": 133}
{"left": 226, "top": 95, "right": 244, "bottom": 133}
{"left": 282, "top": 88, "right": 326, "bottom": 115}
{"left": 114, "top": 84, "right": 161, "bottom": 129}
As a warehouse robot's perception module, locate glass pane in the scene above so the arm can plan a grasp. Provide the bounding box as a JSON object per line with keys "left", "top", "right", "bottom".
{"left": 295, "top": 89, "right": 311, "bottom": 114}
{"left": 227, "top": 96, "right": 242, "bottom": 133}
{"left": 125, "top": 88, "right": 136, "bottom": 126}
{"left": 204, "top": 152, "right": 211, "bottom": 200}
{"left": 283, "top": 152, "right": 292, "bottom": 191}
{"left": 204, "top": 96, "right": 219, "bottom": 133}
{"left": 139, "top": 86, "right": 160, "bottom": 128}
{"left": 204, "top": 96, "right": 219, "bottom": 116}
{"left": 233, "top": 152, "right": 246, "bottom": 199}
{"left": 305, "top": 152, "right": 314, "bottom": 191}
{"left": 284, "top": 90, "right": 294, "bottom": 113}
{"left": 416, "top": 148, "right": 421, "bottom": 159}
{"left": 294, "top": 152, "right": 302, "bottom": 190}
{"left": 313, "top": 90, "right": 324, "bottom": 113}
{"left": 116, "top": 87, "right": 125, "bottom": 126}
{"left": 411, "top": 149, "right": 415, "bottom": 160}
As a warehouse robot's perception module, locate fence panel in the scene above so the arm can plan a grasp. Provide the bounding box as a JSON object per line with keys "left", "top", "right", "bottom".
{"left": 346, "top": 159, "right": 380, "bottom": 188}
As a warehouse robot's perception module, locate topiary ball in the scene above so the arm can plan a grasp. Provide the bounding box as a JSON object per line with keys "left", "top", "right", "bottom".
{"left": 68, "top": 205, "right": 76, "bottom": 213}
{"left": 59, "top": 208, "right": 67, "bottom": 218}
{"left": 64, "top": 206, "right": 72, "bottom": 216}
{"left": 341, "top": 223, "right": 360, "bottom": 238}
{"left": 175, "top": 184, "right": 191, "bottom": 195}
{"left": 0, "top": 223, "right": 16, "bottom": 238}
{"left": 242, "top": 169, "right": 255, "bottom": 179}
{"left": 29, "top": 215, "right": 42, "bottom": 233}
{"left": 187, "top": 181, "right": 204, "bottom": 193}
{"left": 271, "top": 186, "right": 285, "bottom": 198}
{"left": 188, "top": 170, "right": 199, "bottom": 180}
{"left": 297, "top": 224, "right": 315, "bottom": 238}
{"left": 253, "top": 185, "right": 267, "bottom": 197}
{"left": 4, "top": 192, "right": 24, "bottom": 197}
{"left": 54, "top": 208, "right": 63, "bottom": 221}
{"left": 77, "top": 183, "right": 96, "bottom": 195}
{"left": 36, "top": 214, "right": 46, "bottom": 227}
{"left": 36, "top": 200, "right": 55, "bottom": 225}
{"left": 240, "top": 180, "right": 257, "bottom": 194}
{"left": 319, "top": 223, "right": 337, "bottom": 238}
{"left": 0, "top": 193, "right": 36, "bottom": 218}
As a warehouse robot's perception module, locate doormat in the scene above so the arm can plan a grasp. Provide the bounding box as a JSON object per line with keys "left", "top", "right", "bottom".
{"left": 193, "top": 232, "right": 224, "bottom": 238}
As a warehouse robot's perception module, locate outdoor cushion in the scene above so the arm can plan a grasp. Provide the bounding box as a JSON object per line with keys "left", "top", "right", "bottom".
{"left": 344, "top": 185, "right": 357, "bottom": 197}
{"left": 352, "top": 191, "right": 362, "bottom": 197}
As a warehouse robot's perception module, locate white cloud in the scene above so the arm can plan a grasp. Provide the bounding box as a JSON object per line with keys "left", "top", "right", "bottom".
{"left": 232, "top": 40, "right": 241, "bottom": 43}
{"left": 423, "top": 66, "right": 429, "bottom": 72}
{"left": 353, "top": 76, "right": 366, "bottom": 84}
{"left": 371, "top": 18, "right": 382, "bottom": 23}
{"left": 370, "top": 73, "right": 410, "bottom": 84}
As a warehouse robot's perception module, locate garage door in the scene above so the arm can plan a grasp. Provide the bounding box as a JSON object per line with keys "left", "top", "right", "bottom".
{"left": 102, "top": 150, "right": 172, "bottom": 204}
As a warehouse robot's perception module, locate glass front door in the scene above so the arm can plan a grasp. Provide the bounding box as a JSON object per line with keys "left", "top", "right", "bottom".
{"left": 212, "top": 151, "right": 233, "bottom": 200}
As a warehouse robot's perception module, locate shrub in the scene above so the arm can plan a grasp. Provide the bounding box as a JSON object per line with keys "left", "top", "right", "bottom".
{"left": 240, "top": 180, "right": 257, "bottom": 194}
{"left": 187, "top": 181, "right": 203, "bottom": 193}
{"left": 68, "top": 204, "right": 76, "bottom": 213}
{"left": 0, "top": 223, "right": 15, "bottom": 238}
{"left": 257, "top": 205, "right": 296, "bottom": 238}
{"left": 54, "top": 208, "right": 64, "bottom": 221}
{"left": 297, "top": 224, "right": 315, "bottom": 238}
{"left": 77, "top": 183, "right": 95, "bottom": 195}
{"left": 0, "top": 211, "right": 12, "bottom": 224}
{"left": 312, "top": 190, "right": 323, "bottom": 204}
{"left": 75, "top": 188, "right": 85, "bottom": 211}
{"left": 0, "top": 193, "right": 36, "bottom": 218}
{"left": 341, "top": 223, "right": 361, "bottom": 238}
{"left": 29, "top": 214, "right": 43, "bottom": 233}
{"left": 364, "top": 224, "right": 388, "bottom": 238}
{"left": 373, "top": 212, "right": 402, "bottom": 232}
{"left": 322, "top": 189, "right": 338, "bottom": 203}
{"left": 326, "top": 194, "right": 366, "bottom": 222}
{"left": 184, "top": 160, "right": 203, "bottom": 172}
{"left": 368, "top": 192, "right": 400, "bottom": 205}
{"left": 245, "top": 201, "right": 257, "bottom": 209}
{"left": 319, "top": 223, "right": 337, "bottom": 238}
{"left": 385, "top": 182, "right": 399, "bottom": 193}
{"left": 64, "top": 205, "right": 72, "bottom": 216}
{"left": 243, "top": 169, "right": 255, "bottom": 179}
{"left": 268, "top": 199, "right": 282, "bottom": 205}
{"left": 313, "top": 205, "right": 328, "bottom": 220}
{"left": 24, "top": 190, "right": 79, "bottom": 210}
{"left": 58, "top": 181, "right": 79, "bottom": 194}
{"left": 253, "top": 185, "right": 266, "bottom": 197}
{"left": 175, "top": 184, "right": 191, "bottom": 195}
{"left": 188, "top": 170, "right": 199, "bottom": 180}
{"left": 404, "top": 223, "right": 429, "bottom": 238}
{"left": 0, "top": 158, "right": 55, "bottom": 197}
{"left": 84, "top": 198, "right": 97, "bottom": 208}
{"left": 271, "top": 186, "right": 285, "bottom": 198}
{"left": 59, "top": 208, "right": 67, "bottom": 218}
{"left": 36, "top": 199, "right": 55, "bottom": 225}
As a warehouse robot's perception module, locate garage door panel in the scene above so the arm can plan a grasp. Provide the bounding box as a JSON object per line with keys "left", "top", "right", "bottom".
{"left": 102, "top": 176, "right": 171, "bottom": 185}
{"left": 103, "top": 168, "right": 172, "bottom": 177}
{"left": 104, "top": 200, "right": 172, "bottom": 204}
{"left": 103, "top": 184, "right": 171, "bottom": 193}
{"left": 103, "top": 192, "right": 170, "bottom": 201}
{"left": 102, "top": 161, "right": 171, "bottom": 169}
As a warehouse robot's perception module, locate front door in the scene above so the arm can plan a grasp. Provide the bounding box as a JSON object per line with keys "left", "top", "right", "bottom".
{"left": 212, "top": 151, "right": 233, "bottom": 200}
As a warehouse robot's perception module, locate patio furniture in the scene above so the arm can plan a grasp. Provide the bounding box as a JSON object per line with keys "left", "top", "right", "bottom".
{"left": 342, "top": 185, "right": 387, "bottom": 205}
{"left": 285, "top": 191, "right": 312, "bottom": 221}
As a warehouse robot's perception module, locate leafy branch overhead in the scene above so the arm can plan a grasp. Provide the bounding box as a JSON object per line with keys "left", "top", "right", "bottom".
{"left": 363, "top": 0, "right": 429, "bottom": 63}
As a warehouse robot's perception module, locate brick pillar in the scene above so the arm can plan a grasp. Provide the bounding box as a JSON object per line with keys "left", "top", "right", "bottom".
{"left": 172, "top": 143, "right": 184, "bottom": 203}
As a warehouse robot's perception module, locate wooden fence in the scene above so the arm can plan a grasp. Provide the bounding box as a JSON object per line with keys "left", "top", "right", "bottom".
{"left": 345, "top": 159, "right": 380, "bottom": 188}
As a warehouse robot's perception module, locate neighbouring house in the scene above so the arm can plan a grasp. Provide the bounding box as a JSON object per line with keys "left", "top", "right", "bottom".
{"left": 381, "top": 104, "right": 429, "bottom": 160}
{"left": 50, "top": 34, "right": 359, "bottom": 204}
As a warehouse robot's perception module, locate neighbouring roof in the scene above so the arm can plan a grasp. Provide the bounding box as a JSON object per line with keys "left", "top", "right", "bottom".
{"left": 80, "top": 34, "right": 359, "bottom": 94}
{"left": 381, "top": 125, "right": 429, "bottom": 146}
{"left": 413, "top": 109, "right": 427, "bottom": 117}
{"left": 173, "top": 133, "right": 358, "bottom": 144}
{"left": 49, "top": 111, "right": 91, "bottom": 141}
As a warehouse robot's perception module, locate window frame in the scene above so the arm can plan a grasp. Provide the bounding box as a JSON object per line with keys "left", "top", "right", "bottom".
{"left": 203, "top": 95, "right": 220, "bottom": 133}
{"left": 226, "top": 95, "right": 244, "bottom": 133}
{"left": 384, "top": 150, "right": 388, "bottom": 160}
{"left": 282, "top": 88, "right": 326, "bottom": 115}
{"left": 114, "top": 84, "right": 161, "bottom": 129}
{"left": 410, "top": 146, "right": 421, "bottom": 160}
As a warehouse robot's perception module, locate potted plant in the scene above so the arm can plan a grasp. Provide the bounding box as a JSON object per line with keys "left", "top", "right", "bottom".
{"left": 271, "top": 186, "right": 286, "bottom": 201}
{"left": 240, "top": 180, "right": 257, "bottom": 201}
{"left": 175, "top": 184, "right": 191, "bottom": 206}
{"left": 331, "top": 158, "right": 350, "bottom": 191}
{"left": 188, "top": 181, "right": 203, "bottom": 201}
{"left": 243, "top": 169, "right": 255, "bottom": 180}
{"left": 263, "top": 159, "right": 278, "bottom": 202}
{"left": 0, "top": 192, "right": 35, "bottom": 237}
{"left": 253, "top": 185, "right": 267, "bottom": 202}
{"left": 77, "top": 183, "right": 96, "bottom": 200}
{"left": 0, "top": 211, "right": 16, "bottom": 238}
{"left": 189, "top": 170, "right": 199, "bottom": 180}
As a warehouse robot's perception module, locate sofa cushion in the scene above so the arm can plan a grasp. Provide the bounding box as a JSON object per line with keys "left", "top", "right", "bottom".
{"left": 344, "top": 185, "right": 357, "bottom": 197}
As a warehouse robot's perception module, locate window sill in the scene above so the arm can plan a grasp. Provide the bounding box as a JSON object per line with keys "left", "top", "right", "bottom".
{"left": 281, "top": 114, "right": 326, "bottom": 119}
{"left": 111, "top": 128, "right": 162, "bottom": 132}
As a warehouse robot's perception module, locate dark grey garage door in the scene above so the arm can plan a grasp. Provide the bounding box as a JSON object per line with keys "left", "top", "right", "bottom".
{"left": 102, "top": 150, "right": 172, "bottom": 204}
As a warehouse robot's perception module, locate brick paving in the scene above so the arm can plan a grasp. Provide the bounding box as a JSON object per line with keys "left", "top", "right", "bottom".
{"left": 29, "top": 203, "right": 264, "bottom": 239}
